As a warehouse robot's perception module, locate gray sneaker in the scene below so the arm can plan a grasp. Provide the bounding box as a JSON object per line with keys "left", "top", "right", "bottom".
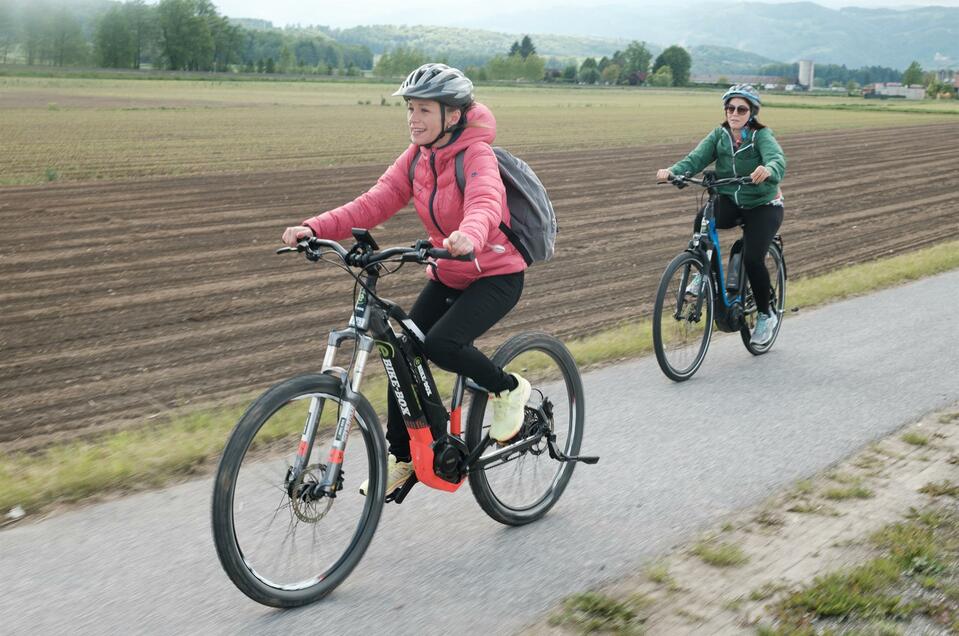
{"left": 750, "top": 309, "right": 779, "bottom": 346}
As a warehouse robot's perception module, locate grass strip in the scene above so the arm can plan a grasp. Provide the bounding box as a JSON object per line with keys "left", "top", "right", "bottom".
{"left": 768, "top": 101, "right": 959, "bottom": 116}
{"left": 2, "top": 239, "right": 959, "bottom": 515}
{"left": 768, "top": 506, "right": 959, "bottom": 632}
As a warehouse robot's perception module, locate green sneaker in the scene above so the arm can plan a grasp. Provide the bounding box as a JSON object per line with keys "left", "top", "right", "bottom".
{"left": 488, "top": 373, "right": 531, "bottom": 443}
{"left": 359, "top": 454, "right": 413, "bottom": 497}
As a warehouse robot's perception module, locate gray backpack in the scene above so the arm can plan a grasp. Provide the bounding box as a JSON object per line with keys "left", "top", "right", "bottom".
{"left": 408, "top": 147, "right": 557, "bottom": 265}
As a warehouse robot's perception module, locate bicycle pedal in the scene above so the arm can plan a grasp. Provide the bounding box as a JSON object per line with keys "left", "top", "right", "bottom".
{"left": 386, "top": 474, "right": 418, "bottom": 504}
{"left": 571, "top": 455, "right": 600, "bottom": 465}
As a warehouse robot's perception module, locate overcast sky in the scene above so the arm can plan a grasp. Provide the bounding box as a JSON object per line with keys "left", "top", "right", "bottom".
{"left": 209, "top": 0, "right": 959, "bottom": 28}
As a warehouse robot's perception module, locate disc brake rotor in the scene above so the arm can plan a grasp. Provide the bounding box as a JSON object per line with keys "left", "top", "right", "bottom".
{"left": 290, "top": 465, "right": 334, "bottom": 523}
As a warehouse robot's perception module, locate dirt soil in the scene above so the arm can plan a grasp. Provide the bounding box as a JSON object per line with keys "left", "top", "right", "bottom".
{"left": 1, "top": 123, "right": 956, "bottom": 450}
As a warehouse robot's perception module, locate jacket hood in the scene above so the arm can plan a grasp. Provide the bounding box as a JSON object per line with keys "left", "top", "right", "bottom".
{"left": 429, "top": 102, "right": 497, "bottom": 157}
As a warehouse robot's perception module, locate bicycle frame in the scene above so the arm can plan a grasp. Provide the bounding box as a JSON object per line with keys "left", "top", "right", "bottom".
{"left": 290, "top": 258, "right": 558, "bottom": 499}
{"left": 690, "top": 195, "right": 744, "bottom": 311}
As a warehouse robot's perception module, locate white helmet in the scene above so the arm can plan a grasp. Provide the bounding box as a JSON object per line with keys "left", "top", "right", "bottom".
{"left": 393, "top": 63, "right": 474, "bottom": 107}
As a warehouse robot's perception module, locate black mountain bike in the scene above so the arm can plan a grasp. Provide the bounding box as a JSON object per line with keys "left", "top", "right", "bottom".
{"left": 211, "top": 229, "right": 597, "bottom": 608}
{"left": 652, "top": 171, "right": 787, "bottom": 381}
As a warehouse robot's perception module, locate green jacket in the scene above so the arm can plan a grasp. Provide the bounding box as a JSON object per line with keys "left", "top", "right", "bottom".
{"left": 669, "top": 125, "right": 786, "bottom": 209}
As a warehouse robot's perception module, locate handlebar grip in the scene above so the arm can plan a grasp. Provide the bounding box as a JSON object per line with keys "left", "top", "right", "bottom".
{"left": 428, "top": 248, "right": 475, "bottom": 261}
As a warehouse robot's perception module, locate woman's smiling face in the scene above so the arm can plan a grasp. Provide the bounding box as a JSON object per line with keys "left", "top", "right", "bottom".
{"left": 406, "top": 98, "right": 460, "bottom": 145}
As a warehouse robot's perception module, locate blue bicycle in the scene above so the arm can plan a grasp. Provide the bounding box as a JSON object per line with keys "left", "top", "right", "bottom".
{"left": 652, "top": 171, "right": 786, "bottom": 381}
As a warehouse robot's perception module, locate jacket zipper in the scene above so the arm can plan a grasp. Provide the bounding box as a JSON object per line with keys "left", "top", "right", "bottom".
{"left": 427, "top": 152, "right": 447, "bottom": 237}
{"left": 723, "top": 127, "right": 754, "bottom": 207}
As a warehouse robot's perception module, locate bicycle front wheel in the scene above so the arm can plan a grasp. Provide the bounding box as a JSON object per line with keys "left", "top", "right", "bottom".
{"left": 741, "top": 243, "right": 786, "bottom": 355}
{"left": 466, "top": 333, "right": 585, "bottom": 526}
{"left": 211, "top": 373, "right": 387, "bottom": 607}
{"left": 652, "top": 251, "right": 714, "bottom": 381}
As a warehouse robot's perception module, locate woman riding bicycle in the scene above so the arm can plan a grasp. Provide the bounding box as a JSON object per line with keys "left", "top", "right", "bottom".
{"left": 656, "top": 84, "right": 787, "bottom": 346}
{"left": 282, "top": 63, "right": 530, "bottom": 496}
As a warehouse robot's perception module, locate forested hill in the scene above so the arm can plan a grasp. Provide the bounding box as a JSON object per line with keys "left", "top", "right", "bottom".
{"left": 453, "top": 1, "right": 957, "bottom": 70}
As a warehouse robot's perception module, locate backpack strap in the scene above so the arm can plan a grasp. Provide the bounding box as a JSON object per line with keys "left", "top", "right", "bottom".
{"left": 408, "top": 152, "right": 420, "bottom": 184}
{"left": 454, "top": 150, "right": 466, "bottom": 192}
{"left": 409, "top": 149, "right": 466, "bottom": 192}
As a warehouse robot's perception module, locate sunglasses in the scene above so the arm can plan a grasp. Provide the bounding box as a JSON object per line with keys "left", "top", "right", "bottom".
{"left": 725, "top": 104, "right": 751, "bottom": 115}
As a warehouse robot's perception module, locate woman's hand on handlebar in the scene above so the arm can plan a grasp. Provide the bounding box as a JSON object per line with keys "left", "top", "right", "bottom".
{"left": 442, "top": 231, "right": 474, "bottom": 257}
{"left": 282, "top": 225, "right": 315, "bottom": 247}
{"left": 656, "top": 168, "right": 673, "bottom": 183}
{"left": 749, "top": 165, "right": 771, "bottom": 184}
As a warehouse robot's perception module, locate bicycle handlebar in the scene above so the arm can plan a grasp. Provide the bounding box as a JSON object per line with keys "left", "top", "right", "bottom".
{"left": 276, "top": 237, "right": 474, "bottom": 267}
{"left": 666, "top": 172, "right": 753, "bottom": 189}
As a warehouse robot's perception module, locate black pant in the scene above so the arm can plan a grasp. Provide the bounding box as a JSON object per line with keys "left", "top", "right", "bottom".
{"left": 386, "top": 271, "right": 525, "bottom": 459}
{"left": 694, "top": 196, "right": 784, "bottom": 314}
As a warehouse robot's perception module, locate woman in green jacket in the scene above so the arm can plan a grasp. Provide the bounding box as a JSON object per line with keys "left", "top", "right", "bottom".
{"left": 656, "top": 84, "right": 787, "bottom": 346}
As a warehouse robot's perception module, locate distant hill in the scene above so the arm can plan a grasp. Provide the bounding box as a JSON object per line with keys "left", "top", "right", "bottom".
{"left": 687, "top": 45, "right": 782, "bottom": 76}
{"left": 315, "top": 24, "right": 786, "bottom": 75}
{"left": 317, "top": 24, "right": 637, "bottom": 68}
{"left": 451, "top": 1, "right": 957, "bottom": 70}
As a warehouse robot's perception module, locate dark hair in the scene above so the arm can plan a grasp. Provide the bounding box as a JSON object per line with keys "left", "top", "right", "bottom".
{"left": 721, "top": 118, "right": 766, "bottom": 130}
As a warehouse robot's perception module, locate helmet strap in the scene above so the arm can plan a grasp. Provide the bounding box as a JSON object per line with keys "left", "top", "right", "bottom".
{"left": 423, "top": 103, "right": 448, "bottom": 148}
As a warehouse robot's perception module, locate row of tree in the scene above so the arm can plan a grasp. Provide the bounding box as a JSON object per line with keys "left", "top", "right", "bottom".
{"left": 758, "top": 61, "right": 903, "bottom": 86}
{"left": 0, "top": 0, "right": 372, "bottom": 72}
{"left": 374, "top": 38, "right": 693, "bottom": 88}
{"left": 902, "top": 61, "right": 956, "bottom": 98}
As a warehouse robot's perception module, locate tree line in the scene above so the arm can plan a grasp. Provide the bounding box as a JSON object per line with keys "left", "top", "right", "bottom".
{"left": 374, "top": 37, "right": 693, "bottom": 88}
{"left": 0, "top": 0, "right": 371, "bottom": 73}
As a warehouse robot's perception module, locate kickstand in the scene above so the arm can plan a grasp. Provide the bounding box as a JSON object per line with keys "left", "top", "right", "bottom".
{"left": 546, "top": 433, "right": 599, "bottom": 465}
{"left": 385, "top": 474, "right": 418, "bottom": 504}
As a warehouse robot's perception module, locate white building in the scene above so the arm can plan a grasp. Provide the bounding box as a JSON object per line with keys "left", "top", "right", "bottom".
{"left": 798, "top": 60, "right": 814, "bottom": 88}
{"left": 866, "top": 82, "right": 926, "bottom": 100}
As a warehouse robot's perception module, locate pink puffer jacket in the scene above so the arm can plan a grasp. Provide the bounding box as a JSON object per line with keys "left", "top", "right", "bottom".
{"left": 302, "top": 102, "right": 527, "bottom": 290}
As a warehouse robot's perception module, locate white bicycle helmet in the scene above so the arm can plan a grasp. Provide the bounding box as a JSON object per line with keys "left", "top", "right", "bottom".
{"left": 722, "top": 83, "right": 761, "bottom": 113}
{"left": 393, "top": 63, "right": 474, "bottom": 107}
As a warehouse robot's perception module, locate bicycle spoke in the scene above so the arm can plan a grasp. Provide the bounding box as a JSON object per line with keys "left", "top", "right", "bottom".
{"left": 467, "top": 334, "right": 585, "bottom": 525}
{"left": 654, "top": 253, "right": 712, "bottom": 380}
{"left": 213, "top": 380, "right": 384, "bottom": 604}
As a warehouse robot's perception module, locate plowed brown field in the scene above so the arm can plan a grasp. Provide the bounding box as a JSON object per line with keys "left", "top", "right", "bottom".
{"left": 2, "top": 123, "right": 956, "bottom": 450}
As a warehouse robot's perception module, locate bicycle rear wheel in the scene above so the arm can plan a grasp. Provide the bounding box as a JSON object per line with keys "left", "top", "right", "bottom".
{"left": 652, "top": 251, "right": 714, "bottom": 381}
{"left": 741, "top": 243, "right": 786, "bottom": 355}
{"left": 465, "top": 333, "right": 584, "bottom": 526}
{"left": 211, "top": 373, "right": 387, "bottom": 607}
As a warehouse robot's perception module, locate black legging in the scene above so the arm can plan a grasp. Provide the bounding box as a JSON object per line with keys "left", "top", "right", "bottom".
{"left": 386, "top": 271, "right": 524, "bottom": 459}
{"left": 694, "top": 195, "right": 784, "bottom": 314}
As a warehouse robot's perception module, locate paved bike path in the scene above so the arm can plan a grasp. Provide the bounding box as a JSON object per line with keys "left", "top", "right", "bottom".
{"left": 3, "top": 270, "right": 958, "bottom": 635}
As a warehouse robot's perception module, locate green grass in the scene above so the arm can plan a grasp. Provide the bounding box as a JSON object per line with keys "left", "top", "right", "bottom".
{"left": 692, "top": 539, "right": 749, "bottom": 567}
{"left": 549, "top": 591, "right": 650, "bottom": 634}
{"left": 787, "top": 239, "right": 959, "bottom": 309}
{"left": 769, "top": 100, "right": 959, "bottom": 116}
{"left": 768, "top": 505, "right": 959, "bottom": 633}
{"left": 2, "top": 239, "right": 959, "bottom": 515}
{"left": 901, "top": 431, "right": 930, "bottom": 447}
{"left": 822, "top": 484, "right": 874, "bottom": 501}
{"left": 919, "top": 481, "right": 959, "bottom": 498}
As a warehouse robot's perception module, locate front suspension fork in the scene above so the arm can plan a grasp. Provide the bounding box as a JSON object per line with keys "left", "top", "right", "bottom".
{"left": 288, "top": 331, "right": 374, "bottom": 499}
